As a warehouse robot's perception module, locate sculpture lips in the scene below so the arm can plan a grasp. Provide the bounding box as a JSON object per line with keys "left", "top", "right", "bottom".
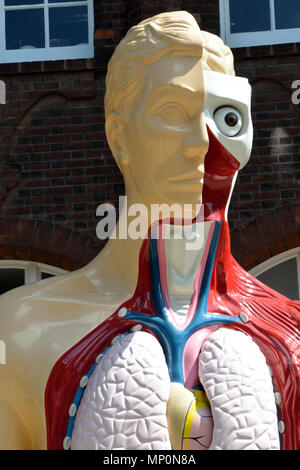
{"left": 168, "top": 171, "right": 204, "bottom": 183}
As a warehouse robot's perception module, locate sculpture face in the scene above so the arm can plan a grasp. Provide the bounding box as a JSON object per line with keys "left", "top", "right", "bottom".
{"left": 121, "top": 54, "right": 209, "bottom": 206}
{"left": 120, "top": 53, "right": 253, "bottom": 209}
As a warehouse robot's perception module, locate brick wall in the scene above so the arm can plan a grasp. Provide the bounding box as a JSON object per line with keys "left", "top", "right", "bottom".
{"left": 230, "top": 44, "right": 300, "bottom": 230}
{"left": 0, "top": 0, "right": 299, "bottom": 269}
{"left": 0, "top": 68, "right": 120, "bottom": 250}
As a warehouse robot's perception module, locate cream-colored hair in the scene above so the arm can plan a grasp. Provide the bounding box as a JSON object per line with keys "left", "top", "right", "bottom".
{"left": 105, "top": 11, "right": 234, "bottom": 122}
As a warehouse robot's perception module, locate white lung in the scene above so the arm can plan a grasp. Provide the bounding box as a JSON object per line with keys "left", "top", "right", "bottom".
{"left": 198, "top": 327, "right": 280, "bottom": 450}
{"left": 70, "top": 331, "right": 172, "bottom": 450}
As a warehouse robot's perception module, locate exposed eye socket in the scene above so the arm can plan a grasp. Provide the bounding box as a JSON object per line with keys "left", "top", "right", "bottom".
{"left": 157, "top": 103, "right": 188, "bottom": 123}
{"left": 213, "top": 106, "right": 243, "bottom": 137}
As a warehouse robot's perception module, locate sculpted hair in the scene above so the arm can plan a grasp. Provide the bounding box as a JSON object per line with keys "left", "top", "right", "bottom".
{"left": 104, "top": 11, "right": 234, "bottom": 122}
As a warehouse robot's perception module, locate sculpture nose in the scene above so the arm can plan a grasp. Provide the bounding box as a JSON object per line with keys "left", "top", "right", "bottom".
{"left": 183, "top": 114, "right": 209, "bottom": 159}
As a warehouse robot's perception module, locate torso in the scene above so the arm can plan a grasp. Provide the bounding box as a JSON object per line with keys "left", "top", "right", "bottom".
{"left": 1, "top": 228, "right": 299, "bottom": 450}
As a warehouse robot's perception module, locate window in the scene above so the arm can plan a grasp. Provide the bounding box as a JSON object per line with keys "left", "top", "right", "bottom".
{"left": 0, "top": 260, "right": 67, "bottom": 294}
{"left": 250, "top": 248, "right": 300, "bottom": 300}
{"left": 0, "top": 0, "right": 94, "bottom": 63}
{"left": 220, "top": 0, "right": 300, "bottom": 48}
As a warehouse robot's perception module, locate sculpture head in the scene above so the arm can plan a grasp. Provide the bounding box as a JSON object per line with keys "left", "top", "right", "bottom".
{"left": 104, "top": 11, "right": 253, "bottom": 212}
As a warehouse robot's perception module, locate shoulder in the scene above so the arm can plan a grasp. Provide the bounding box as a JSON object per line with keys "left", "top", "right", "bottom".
{"left": 0, "top": 269, "right": 106, "bottom": 322}
{"left": 0, "top": 269, "right": 118, "bottom": 375}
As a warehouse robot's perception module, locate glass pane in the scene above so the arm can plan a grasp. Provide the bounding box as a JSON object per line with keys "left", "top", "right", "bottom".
{"left": 5, "top": 0, "right": 43, "bottom": 4}
{"left": 0, "top": 268, "right": 25, "bottom": 294}
{"left": 41, "top": 272, "right": 54, "bottom": 279}
{"left": 49, "top": 0, "right": 83, "bottom": 2}
{"left": 229, "top": 0, "right": 271, "bottom": 33}
{"left": 275, "top": 0, "right": 300, "bottom": 29}
{"left": 49, "top": 6, "right": 88, "bottom": 47}
{"left": 257, "top": 257, "right": 299, "bottom": 300}
{"left": 5, "top": 9, "right": 45, "bottom": 50}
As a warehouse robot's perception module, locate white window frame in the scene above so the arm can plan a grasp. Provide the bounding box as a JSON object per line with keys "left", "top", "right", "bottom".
{"left": 0, "top": 0, "right": 94, "bottom": 63}
{"left": 0, "top": 259, "right": 67, "bottom": 285}
{"left": 249, "top": 247, "right": 300, "bottom": 299}
{"left": 220, "top": 0, "right": 300, "bottom": 48}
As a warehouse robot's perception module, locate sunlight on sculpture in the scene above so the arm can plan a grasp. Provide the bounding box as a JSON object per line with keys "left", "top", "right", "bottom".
{"left": 0, "top": 11, "right": 299, "bottom": 451}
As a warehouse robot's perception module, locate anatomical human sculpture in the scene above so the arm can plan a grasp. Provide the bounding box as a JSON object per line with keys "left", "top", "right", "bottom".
{"left": 0, "top": 11, "right": 299, "bottom": 450}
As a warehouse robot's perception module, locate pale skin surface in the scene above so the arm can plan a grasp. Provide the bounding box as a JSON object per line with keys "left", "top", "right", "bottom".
{"left": 0, "top": 54, "right": 210, "bottom": 449}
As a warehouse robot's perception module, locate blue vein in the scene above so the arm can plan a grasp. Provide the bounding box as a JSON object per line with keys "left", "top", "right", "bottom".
{"left": 124, "top": 222, "right": 241, "bottom": 384}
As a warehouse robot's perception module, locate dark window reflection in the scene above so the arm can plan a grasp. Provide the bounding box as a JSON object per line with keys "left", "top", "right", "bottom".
{"left": 41, "top": 272, "right": 54, "bottom": 279}
{"left": 229, "top": 0, "right": 270, "bottom": 33}
{"left": 5, "top": 9, "right": 45, "bottom": 49}
{"left": 0, "top": 269, "right": 25, "bottom": 294}
{"left": 49, "top": 6, "right": 88, "bottom": 47}
{"left": 275, "top": 0, "right": 300, "bottom": 29}
{"left": 49, "top": 0, "right": 82, "bottom": 2}
{"left": 5, "top": 0, "right": 42, "bottom": 5}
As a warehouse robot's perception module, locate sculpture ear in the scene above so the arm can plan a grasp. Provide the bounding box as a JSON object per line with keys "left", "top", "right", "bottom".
{"left": 105, "top": 112, "right": 128, "bottom": 169}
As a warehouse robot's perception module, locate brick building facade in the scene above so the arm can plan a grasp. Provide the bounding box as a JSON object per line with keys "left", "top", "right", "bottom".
{"left": 0, "top": 1, "right": 299, "bottom": 294}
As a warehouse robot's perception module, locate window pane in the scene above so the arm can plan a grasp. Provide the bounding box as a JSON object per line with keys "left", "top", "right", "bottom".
{"left": 49, "top": 6, "right": 88, "bottom": 47}
{"left": 229, "top": 0, "right": 271, "bottom": 33}
{"left": 257, "top": 257, "right": 299, "bottom": 300}
{"left": 0, "top": 268, "right": 25, "bottom": 294}
{"left": 5, "top": 9, "right": 45, "bottom": 50}
{"left": 5, "top": 0, "right": 43, "bottom": 5}
{"left": 275, "top": 0, "right": 300, "bottom": 29}
{"left": 49, "top": 0, "right": 83, "bottom": 2}
{"left": 41, "top": 272, "right": 54, "bottom": 279}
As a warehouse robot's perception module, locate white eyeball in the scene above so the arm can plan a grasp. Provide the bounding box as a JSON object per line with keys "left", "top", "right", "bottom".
{"left": 213, "top": 106, "right": 243, "bottom": 137}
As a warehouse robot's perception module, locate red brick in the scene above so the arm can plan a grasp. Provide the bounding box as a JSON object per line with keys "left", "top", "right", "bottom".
{"left": 31, "top": 221, "right": 53, "bottom": 264}
{"left": 62, "top": 232, "right": 88, "bottom": 270}
{"left": 95, "top": 29, "right": 116, "bottom": 39}
{"left": 15, "top": 219, "right": 36, "bottom": 260}
{"left": 48, "top": 226, "right": 72, "bottom": 268}
{"left": 231, "top": 228, "right": 257, "bottom": 268}
{"left": 0, "top": 218, "right": 16, "bottom": 259}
